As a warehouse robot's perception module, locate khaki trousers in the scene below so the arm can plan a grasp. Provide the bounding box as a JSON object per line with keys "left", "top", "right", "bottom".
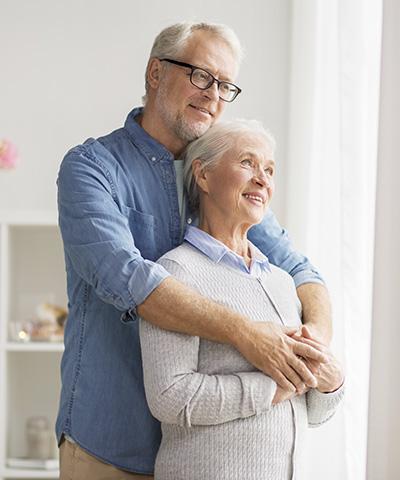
{"left": 59, "top": 439, "right": 154, "bottom": 480}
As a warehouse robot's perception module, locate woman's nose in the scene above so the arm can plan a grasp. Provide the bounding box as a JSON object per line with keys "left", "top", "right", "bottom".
{"left": 253, "top": 169, "right": 270, "bottom": 187}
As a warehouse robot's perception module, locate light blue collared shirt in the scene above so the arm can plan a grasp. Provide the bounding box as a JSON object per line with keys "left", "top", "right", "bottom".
{"left": 184, "top": 225, "right": 271, "bottom": 277}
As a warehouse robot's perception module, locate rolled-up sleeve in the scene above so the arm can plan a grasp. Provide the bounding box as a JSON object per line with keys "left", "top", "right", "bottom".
{"left": 248, "top": 209, "right": 325, "bottom": 288}
{"left": 57, "top": 145, "right": 170, "bottom": 321}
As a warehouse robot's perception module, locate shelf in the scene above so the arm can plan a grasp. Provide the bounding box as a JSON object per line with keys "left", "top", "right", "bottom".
{"left": 0, "top": 219, "right": 67, "bottom": 479}
{"left": 0, "top": 212, "right": 58, "bottom": 226}
{"left": 2, "top": 467, "right": 59, "bottom": 478}
{"left": 5, "top": 343, "right": 64, "bottom": 353}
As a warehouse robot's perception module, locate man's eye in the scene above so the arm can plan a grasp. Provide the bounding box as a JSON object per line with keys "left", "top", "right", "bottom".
{"left": 195, "top": 70, "right": 210, "bottom": 81}
{"left": 220, "top": 83, "right": 231, "bottom": 93}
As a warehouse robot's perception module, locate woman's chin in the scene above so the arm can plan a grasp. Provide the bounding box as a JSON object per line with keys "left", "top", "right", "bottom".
{"left": 243, "top": 211, "right": 267, "bottom": 226}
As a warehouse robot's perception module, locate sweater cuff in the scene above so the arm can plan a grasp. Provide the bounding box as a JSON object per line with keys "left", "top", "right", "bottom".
{"left": 307, "top": 382, "right": 345, "bottom": 427}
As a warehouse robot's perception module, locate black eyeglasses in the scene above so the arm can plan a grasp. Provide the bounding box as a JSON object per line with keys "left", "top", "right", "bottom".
{"left": 159, "top": 58, "right": 242, "bottom": 103}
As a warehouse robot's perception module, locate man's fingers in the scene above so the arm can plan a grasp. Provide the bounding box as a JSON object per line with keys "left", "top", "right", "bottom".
{"left": 301, "top": 325, "right": 313, "bottom": 339}
{"left": 284, "top": 327, "right": 298, "bottom": 336}
{"left": 301, "top": 324, "right": 327, "bottom": 345}
{"left": 303, "top": 357, "right": 321, "bottom": 375}
{"left": 288, "top": 355, "right": 318, "bottom": 388}
{"left": 295, "top": 335, "right": 327, "bottom": 352}
{"left": 270, "top": 369, "right": 296, "bottom": 392}
{"left": 293, "top": 341, "right": 329, "bottom": 363}
{"left": 281, "top": 365, "right": 306, "bottom": 392}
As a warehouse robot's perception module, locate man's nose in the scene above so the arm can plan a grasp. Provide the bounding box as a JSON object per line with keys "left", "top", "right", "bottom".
{"left": 202, "top": 80, "right": 220, "bottom": 101}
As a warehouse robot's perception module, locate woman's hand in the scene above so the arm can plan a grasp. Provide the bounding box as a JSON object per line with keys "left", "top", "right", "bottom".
{"left": 272, "top": 380, "right": 311, "bottom": 405}
{"left": 291, "top": 326, "right": 344, "bottom": 393}
{"left": 272, "top": 385, "right": 298, "bottom": 405}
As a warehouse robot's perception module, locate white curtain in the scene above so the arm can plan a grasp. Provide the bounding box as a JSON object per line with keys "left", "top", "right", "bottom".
{"left": 285, "top": 1, "right": 382, "bottom": 478}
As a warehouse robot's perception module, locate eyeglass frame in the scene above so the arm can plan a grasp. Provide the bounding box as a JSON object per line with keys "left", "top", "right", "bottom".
{"left": 158, "top": 58, "right": 242, "bottom": 103}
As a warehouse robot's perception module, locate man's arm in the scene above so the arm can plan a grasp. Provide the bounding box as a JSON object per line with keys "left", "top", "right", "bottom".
{"left": 297, "top": 283, "right": 332, "bottom": 345}
{"left": 137, "top": 275, "right": 328, "bottom": 392}
{"left": 248, "top": 209, "right": 332, "bottom": 345}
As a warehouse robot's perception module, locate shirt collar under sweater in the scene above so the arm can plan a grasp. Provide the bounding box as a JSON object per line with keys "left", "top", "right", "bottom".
{"left": 184, "top": 225, "right": 271, "bottom": 276}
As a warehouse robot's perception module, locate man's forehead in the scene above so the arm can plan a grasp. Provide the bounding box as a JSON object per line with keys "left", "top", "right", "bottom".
{"left": 180, "top": 31, "right": 238, "bottom": 80}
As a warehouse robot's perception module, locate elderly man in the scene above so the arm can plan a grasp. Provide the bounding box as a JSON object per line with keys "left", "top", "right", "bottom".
{"left": 56, "top": 22, "right": 332, "bottom": 479}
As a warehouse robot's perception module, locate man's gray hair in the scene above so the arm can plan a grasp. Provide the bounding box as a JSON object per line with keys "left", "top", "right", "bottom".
{"left": 183, "top": 119, "right": 276, "bottom": 213}
{"left": 143, "top": 21, "right": 244, "bottom": 104}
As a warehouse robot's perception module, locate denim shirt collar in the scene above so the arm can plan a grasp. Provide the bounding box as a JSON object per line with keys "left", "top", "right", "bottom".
{"left": 124, "top": 107, "right": 174, "bottom": 164}
{"left": 184, "top": 225, "right": 271, "bottom": 275}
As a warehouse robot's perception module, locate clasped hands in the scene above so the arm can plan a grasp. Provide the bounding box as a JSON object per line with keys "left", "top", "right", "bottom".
{"left": 273, "top": 325, "right": 344, "bottom": 404}
{"left": 239, "top": 322, "right": 344, "bottom": 405}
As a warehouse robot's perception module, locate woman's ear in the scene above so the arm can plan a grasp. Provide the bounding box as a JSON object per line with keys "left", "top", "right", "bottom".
{"left": 192, "top": 159, "right": 209, "bottom": 193}
{"left": 147, "top": 58, "right": 163, "bottom": 89}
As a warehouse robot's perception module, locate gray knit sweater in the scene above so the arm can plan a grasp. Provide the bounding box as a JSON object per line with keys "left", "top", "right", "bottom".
{"left": 139, "top": 242, "right": 344, "bottom": 480}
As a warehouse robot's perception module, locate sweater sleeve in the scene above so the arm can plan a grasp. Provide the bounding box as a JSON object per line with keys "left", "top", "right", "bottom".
{"left": 306, "top": 383, "right": 345, "bottom": 427}
{"left": 139, "top": 257, "right": 277, "bottom": 427}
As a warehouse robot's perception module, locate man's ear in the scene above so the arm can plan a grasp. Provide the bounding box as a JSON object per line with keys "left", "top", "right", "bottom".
{"left": 192, "top": 159, "right": 209, "bottom": 193}
{"left": 147, "top": 58, "right": 163, "bottom": 89}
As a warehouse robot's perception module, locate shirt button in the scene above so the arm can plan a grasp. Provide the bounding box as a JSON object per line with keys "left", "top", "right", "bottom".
{"left": 187, "top": 218, "right": 192, "bottom": 224}
{"left": 151, "top": 156, "right": 156, "bottom": 162}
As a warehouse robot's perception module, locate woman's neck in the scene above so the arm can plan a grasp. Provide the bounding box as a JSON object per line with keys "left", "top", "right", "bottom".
{"left": 198, "top": 215, "right": 252, "bottom": 266}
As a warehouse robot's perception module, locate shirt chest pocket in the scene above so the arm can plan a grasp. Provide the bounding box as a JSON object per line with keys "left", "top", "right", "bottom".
{"left": 121, "top": 205, "right": 161, "bottom": 261}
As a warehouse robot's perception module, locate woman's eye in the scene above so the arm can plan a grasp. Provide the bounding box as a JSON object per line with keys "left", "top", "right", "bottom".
{"left": 265, "top": 167, "right": 274, "bottom": 176}
{"left": 241, "top": 159, "right": 252, "bottom": 167}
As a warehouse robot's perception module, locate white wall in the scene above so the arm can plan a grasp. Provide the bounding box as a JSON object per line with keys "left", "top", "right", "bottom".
{"left": 0, "top": 0, "right": 291, "bottom": 222}
{"left": 367, "top": 0, "right": 400, "bottom": 477}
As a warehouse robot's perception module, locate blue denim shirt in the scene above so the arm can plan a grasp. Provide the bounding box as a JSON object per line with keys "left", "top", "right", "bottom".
{"left": 56, "top": 107, "right": 324, "bottom": 474}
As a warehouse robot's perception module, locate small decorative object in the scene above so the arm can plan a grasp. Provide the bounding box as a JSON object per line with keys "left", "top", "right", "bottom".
{"left": 10, "top": 302, "right": 68, "bottom": 342}
{"left": 0, "top": 139, "right": 19, "bottom": 169}
{"left": 29, "top": 302, "right": 68, "bottom": 342}
{"left": 26, "top": 416, "right": 53, "bottom": 460}
{"left": 9, "top": 321, "right": 31, "bottom": 342}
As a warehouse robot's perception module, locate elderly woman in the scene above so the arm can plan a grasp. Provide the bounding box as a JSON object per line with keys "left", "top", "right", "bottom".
{"left": 139, "top": 119, "right": 344, "bottom": 480}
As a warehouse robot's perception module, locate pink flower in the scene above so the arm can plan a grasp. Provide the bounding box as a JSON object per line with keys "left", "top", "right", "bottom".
{"left": 0, "top": 139, "right": 19, "bottom": 169}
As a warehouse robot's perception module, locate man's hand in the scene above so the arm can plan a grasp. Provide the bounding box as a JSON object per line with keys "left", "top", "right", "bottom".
{"left": 292, "top": 326, "right": 344, "bottom": 393}
{"left": 235, "top": 322, "right": 329, "bottom": 392}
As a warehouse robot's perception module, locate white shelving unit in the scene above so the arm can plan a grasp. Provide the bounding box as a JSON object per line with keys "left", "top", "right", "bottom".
{"left": 0, "top": 212, "right": 67, "bottom": 480}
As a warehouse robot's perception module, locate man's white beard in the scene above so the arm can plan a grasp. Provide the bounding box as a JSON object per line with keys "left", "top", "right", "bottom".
{"left": 155, "top": 84, "right": 210, "bottom": 144}
{"left": 174, "top": 112, "right": 209, "bottom": 143}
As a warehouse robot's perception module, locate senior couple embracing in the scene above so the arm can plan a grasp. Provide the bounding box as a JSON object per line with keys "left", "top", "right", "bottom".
{"left": 56, "top": 21, "right": 344, "bottom": 480}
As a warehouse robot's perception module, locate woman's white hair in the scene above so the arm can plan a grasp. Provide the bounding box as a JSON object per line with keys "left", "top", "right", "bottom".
{"left": 183, "top": 119, "right": 276, "bottom": 213}
{"left": 142, "top": 21, "right": 244, "bottom": 104}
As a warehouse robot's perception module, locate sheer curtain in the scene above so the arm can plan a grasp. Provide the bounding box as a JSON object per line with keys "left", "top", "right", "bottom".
{"left": 285, "top": 1, "right": 382, "bottom": 478}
